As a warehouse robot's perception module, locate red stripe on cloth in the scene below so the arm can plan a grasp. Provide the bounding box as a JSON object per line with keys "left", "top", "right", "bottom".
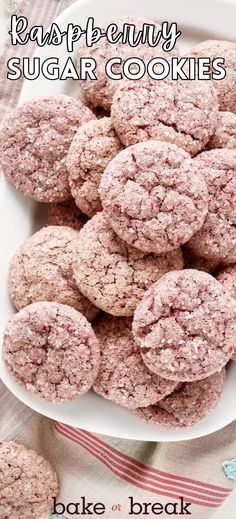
{"left": 55, "top": 423, "right": 229, "bottom": 508}
{"left": 55, "top": 423, "right": 231, "bottom": 497}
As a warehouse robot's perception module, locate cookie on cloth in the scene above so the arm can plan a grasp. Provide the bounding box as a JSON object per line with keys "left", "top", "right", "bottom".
{"left": 3, "top": 301, "right": 100, "bottom": 402}
{"left": 187, "top": 148, "right": 236, "bottom": 263}
{"left": 133, "top": 269, "right": 236, "bottom": 382}
{"left": 0, "top": 95, "right": 95, "bottom": 202}
{"left": 8, "top": 226, "right": 98, "bottom": 321}
{"left": 111, "top": 77, "right": 219, "bottom": 155}
{"left": 72, "top": 211, "right": 184, "bottom": 316}
{"left": 0, "top": 441, "right": 58, "bottom": 518}
{"left": 100, "top": 141, "right": 208, "bottom": 254}
{"left": 134, "top": 369, "right": 226, "bottom": 429}
{"left": 93, "top": 314, "right": 178, "bottom": 409}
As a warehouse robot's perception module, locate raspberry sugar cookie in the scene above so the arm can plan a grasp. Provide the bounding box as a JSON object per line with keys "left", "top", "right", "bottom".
{"left": 134, "top": 369, "right": 226, "bottom": 429}
{"left": 100, "top": 141, "right": 208, "bottom": 254}
{"left": 0, "top": 95, "right": 95, "bottom": 202}
{"left": 0, "top": 441, "right": 58, "bottom": 519}
{"left": 48, "top": 201, "right": 86, "bottom": 231}
{"left": 133, "top": 270, "right": 236, "bottom": 382}
{"left": 182, "top": 246, "right": 220, "bottom": 274}
{"left": 93, "top": 314, "right": 177, "bottom": 409}
{"left": 72, "top": 212, "right": 183, "bottom": 316}
{"left": 216, "top": 264, "right": 236, "bottom": 299}
{"left": 208, "top": 111, "right": 236, "bottom": 150}
{"left": 3, "top": 301, "right": 100, "bottom": 402}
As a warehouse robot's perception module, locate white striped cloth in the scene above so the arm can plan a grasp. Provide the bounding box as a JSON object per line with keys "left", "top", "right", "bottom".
{"left": 0, "top": 1, "right": 236, "bottom": 517}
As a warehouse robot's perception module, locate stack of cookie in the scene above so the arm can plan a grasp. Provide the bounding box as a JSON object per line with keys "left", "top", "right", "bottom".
{"left": 1, "top": 17, "right": 236, "bottom": 429}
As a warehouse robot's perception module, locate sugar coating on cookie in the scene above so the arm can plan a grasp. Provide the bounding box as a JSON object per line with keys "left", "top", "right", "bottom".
{"left": 133, "top": 270, "right": 236, "bottom": 382}
{"left": 216, "top": 264, "right": 236, "bottom": 299}
{"left": 77, "top": 18, "right": 179, "bottom": 111}
{"left": 187, "top": 149, "right": 236, "bottom": 263}
{"left": 134, "top": 369, "right": 226, "bottom": 428}
{"left": 208, "top": 112, "right": 236, "bottom": 150}
{"left": 182, "top": 246, "right": 220, "bottom": 274}
{"left": 0, "top": 95, "right": 95, "bottom": 202}
{"left": 100, "top": 141, "right": 208, "bottom": 254}
{"left": 93, "top": 314, "right": 177, "bottom": 409}
{"left": 0, "top": 441, "right": 59, "bottom": 518}
{"left": 67, "top": 118, "right": 122, "bottom": 217}
{"left": 3, "top": 302, "right": 100, "bottom": 402}
{"left": 188, "top": 40, "right": 236, "bottom": 113}
{"left": 48, "top": 201, "right": 86, "bottom": 230}
{"left": 111, "top": 77, "right": 218, "bottom": 155}
{"left": 72, "top": 212, "right": 184, "bottom": 316}
{"left": 8, "top": 226, "right": 98, "bottom": 321}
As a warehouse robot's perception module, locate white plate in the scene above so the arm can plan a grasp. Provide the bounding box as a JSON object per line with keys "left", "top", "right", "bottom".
{"left": 1, "top": 0, "right": 236, "bottom": 441}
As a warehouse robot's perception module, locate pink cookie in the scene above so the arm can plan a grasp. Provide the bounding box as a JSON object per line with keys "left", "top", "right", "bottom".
{"left": 0, "top": 441, "right": 59, "bottom": 519}
{"left": 133, "top": 270, "right": 236, "bottom": 382}
{"left": 93, "top": 314, "right": 178, "bottom": 409}
{"left": 111, "top": 77, "right": 219, "bottom": 155}
{"left": 100, "top": 141, "right": 208, "bottom": 254}
{"left": 187, "top": 149, "right": 236, "bottom": 263}
{"left": 208, "top": 112, "right": 236, "bottom": 150}
{"left": 188, "top": 40, "right": 236, "bottom": 113}
{"left": 48, "top": 201, "right": 86, "bottom": 231}
{"left": 8, "top": 226, "right": 98, "bottom": 321}
{"left": 0, "top": 95, "right": 94, "bottom": 202}
{"left": 3, "top": 301, "right": 100, "bottom": 402}
{"left": 76, "top": 91, "right": 110, "bottom": 118}
{"left": 134, "top": 369, "right": 226, "bottom": 429}
{"left": 182, "top": 246, "right": 220, "bottom": 274}
{"left": 77, "top": 18, "right": 179, "bottom": 110}
{"left": 72, "top": 212, "right": 183, "bottom": 316}
{"left": 216, "top": 264, "right": 236, "bottom": 299}
{"left": 67, "top": 118, "right": 122, "bottom": 217}
{"left": 216, "top": 265, "right": 236, "bottom": 361}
